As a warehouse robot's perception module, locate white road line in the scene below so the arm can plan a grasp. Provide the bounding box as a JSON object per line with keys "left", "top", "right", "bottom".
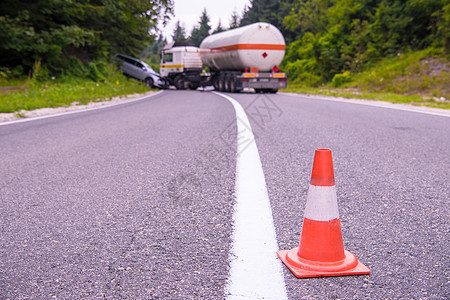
{"left": 214, "top": 92, "right": 288, "bottom": 300}
{"left": 280, "top": 92, "right": 450, "bottom": 118}
{"left": 0, "top": 91, "right": 164, "bottom": 127}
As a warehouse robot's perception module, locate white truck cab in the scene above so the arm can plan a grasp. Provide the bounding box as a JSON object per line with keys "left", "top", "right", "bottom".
{"left": 160, "top": 42, "right": 204, "bottom": 89}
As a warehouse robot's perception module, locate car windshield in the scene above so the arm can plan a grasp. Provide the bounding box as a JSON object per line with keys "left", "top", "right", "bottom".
{"left": 141, "top": 61, "right": 153, "bottom": 72}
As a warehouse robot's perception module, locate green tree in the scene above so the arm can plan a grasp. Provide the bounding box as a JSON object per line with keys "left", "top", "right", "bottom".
{"left": 229, "top": 9, "right": 240, "bottom": 29}
{"left": 213, "top": 19, "right": 225, "bottom": 34}
{"left": 189, "top": 9, "right": 211, "bottom": 47}
{"left": 240, "top": 0, "right": 296, "bottom": 40}
{"left": 283, "top": 0, "right": 330, "bottom": 35}
{"left": 281, "top": 0, "right": 448, "bottom": 84}
{"left": 172, "top": 20, "right": 187, "bottom": 42}
{"left": 141, "top": 35, "right": 167, "bottom": 70}
{"left": 240, "top": 0, "right": 288, "bottom": 27}
{"left": 0, "top": 0, "right": 174, "bottom": 77}
{"left": 434, "top": 1, "right": 450, "bottom": 52}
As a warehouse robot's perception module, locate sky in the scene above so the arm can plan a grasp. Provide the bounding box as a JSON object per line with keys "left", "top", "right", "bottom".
{"left": 158, "top": 0, "right": 251, "bottom": 42}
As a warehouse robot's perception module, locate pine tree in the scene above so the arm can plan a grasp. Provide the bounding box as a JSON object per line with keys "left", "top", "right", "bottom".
{"left": 240, "top": 0, "right": 282, "bottom": 27}
{"left": 189, "top": 9, "right": 211, "bottom": 47}
{"left": 172, "top": 20, "right": 187, "bottom": 42}
{"left": 0, "top": 0, "right": 174, "bottom": 75}
{"left": 213, "top": 19, "right": 225, "bottom": 34}
{"left": 229, "top": 9, "right": 240, "bottom": 29}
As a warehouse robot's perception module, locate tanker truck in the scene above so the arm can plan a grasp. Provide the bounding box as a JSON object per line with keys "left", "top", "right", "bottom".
{"left": 159, "top": 22, "right": 287, "bottom": 93}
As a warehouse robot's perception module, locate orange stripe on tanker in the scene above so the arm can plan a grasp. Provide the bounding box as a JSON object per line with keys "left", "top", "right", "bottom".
{"left": 206, "top": 43, "right": 285, "bottom": 52}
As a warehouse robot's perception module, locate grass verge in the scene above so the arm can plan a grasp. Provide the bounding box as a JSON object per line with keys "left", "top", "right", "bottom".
{"left": 284, "top": 85, "right": 450, "bottom": 109}
{"left": 285, "top": 48, "right": 450, "bottom": 109}
{"left": 0, "top": 73, "right": 152, "bottom": 114}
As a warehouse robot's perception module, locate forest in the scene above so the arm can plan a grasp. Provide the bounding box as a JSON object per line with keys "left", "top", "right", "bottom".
{"left": 0, "top": 0, "right": 173, "bottom": 79}
{"left": 1, "top": 0, "right": 449, "bottom": 96}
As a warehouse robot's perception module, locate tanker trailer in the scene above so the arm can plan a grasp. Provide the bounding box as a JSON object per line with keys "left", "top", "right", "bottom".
{"left": 200, "top": 22, "right": 287, "bottom": 93}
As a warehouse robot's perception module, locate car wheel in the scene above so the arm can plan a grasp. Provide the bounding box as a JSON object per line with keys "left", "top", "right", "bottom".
{"left": 145, "top": 77, "right": 154, "bottom": 88}
{"left": 157, "top": 78, "right": 168, "bottom": 89}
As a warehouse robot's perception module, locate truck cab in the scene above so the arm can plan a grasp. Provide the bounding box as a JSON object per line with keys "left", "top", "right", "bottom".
{"left": 160, "top": 42, "right": 204, "bottom": 89}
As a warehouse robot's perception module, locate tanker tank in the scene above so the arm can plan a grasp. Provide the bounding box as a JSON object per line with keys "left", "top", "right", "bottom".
{"left": 199, "top": 22, "right": 285, "bottom": 72}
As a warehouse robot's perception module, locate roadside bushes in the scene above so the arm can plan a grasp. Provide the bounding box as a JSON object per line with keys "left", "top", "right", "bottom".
{"left": 332, "top": 71, "right": 351, "bottom": 87}
{"left": 280, "top": 0, "right": 449, "bottom": 86}
{"left": 25, "top": 58, "right": 110, "bottom": 82}
{"left": 284, "top": 59, "right": 322, "bottom": 86}
{"left": 0, "top": 0, "right": 173, "bottom": 78}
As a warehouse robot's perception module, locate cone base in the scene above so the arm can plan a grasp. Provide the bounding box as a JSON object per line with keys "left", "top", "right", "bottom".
{"left": 277, "top": 247, "right": 370, "bottom": 278}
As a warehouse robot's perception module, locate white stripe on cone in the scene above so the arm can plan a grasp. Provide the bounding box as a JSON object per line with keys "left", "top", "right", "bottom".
{"left": 304, "top": 184, "right": 340, "bottom": 221}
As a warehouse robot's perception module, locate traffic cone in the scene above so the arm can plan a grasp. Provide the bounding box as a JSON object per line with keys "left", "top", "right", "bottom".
{"left": 277, "top": 149, "right": 370, "bottom": 278}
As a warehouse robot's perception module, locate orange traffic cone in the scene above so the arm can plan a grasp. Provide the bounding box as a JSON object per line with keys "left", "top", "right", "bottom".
{"left": 277, "top": 149, "right": 370, "bottom": 278}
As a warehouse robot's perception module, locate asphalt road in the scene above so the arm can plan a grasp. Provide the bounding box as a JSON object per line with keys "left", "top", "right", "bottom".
{"left": 1, "top": 90, "right": 449, "bottom": 299}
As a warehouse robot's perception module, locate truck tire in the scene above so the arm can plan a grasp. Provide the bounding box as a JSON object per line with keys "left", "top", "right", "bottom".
{"left": 174, "top": 76, "right": 185, "bottom": 90}
{"left": 217, "top": 74, "right": 225, "bottom": 92}
{"left": 189, "top": 83, "right": 199, "bottom": 90}
{"left": 224, "top": 74, "right": 230, "bottom": 92}
{"left": 213, "top": 77, "right": 220, "bottom": 90}
{"left": 229, "top": 74, "right": 237, "bottom": 93}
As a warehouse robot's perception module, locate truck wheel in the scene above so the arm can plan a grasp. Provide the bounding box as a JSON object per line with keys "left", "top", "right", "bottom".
{"left": 174, "top": 76, "right": 185, "bottom": 90}
{"left": 224, "top": 74, "right": 230, "bottom": 92}
{"left": 189, "top": 84, "right": 199, "bottom": 90}
{"left": 229, "top": 75, "right": 237, "bottom": 93}
{"left": 217, "top": 75, "right": 225, "bottom": 92}
{"left": 213, "top": 78, "right": 220, "bottom": 90}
